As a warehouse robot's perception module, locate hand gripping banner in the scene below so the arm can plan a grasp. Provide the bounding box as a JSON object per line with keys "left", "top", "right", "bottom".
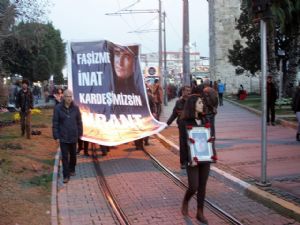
{"left": 68, "top": 40, "right": 166, "bottom": 146}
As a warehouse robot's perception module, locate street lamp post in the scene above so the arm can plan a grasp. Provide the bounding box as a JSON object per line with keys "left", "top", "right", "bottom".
{"left": 182, "top": 0, "right": 190, "bottom": 86}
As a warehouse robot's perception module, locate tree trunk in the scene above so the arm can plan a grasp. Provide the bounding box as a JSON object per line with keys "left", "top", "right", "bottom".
{"left": 283, "top": 26, "right": 300, "bottom": 97}
{"left": 267, "top": 20, "right": 279, "bottom": 82}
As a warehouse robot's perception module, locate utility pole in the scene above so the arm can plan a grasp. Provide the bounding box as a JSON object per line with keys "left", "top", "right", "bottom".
{"left": 158, "top": 0, "right": 163, "bottom": 87}
{"left": 163, "top": 11, "right": 168, "bottom": 106}
{"left": 252, "top": 0, "right": 272, "bottom": 187}
{"left": 182, "top": 0, "right": 190, "bottom": 85}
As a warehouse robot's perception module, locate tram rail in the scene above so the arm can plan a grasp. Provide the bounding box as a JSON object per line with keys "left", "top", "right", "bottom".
{"left": 91, "top": 144, "right": 132, "bottom": 225}
{"left": 143, "top": 144, "right": 244, "bottom": 225}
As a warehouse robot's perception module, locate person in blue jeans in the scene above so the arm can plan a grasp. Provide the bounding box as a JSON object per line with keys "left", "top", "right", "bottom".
{"left": 217, "top": 79, "right": 225, "bottom": 106}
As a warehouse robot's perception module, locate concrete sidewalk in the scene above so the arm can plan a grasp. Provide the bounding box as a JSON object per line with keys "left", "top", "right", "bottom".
{"left": 159, "top": 97, "right": 300, "bottom": 220}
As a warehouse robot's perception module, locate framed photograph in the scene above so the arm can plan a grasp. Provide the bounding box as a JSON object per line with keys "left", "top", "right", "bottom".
{"left": 187, "top": 126, "right": 214, "bottom": 163}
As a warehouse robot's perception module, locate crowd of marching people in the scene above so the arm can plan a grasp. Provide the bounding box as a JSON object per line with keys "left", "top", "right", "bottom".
{"left": 11, "top": 74, "right": 299, "bottom": 225}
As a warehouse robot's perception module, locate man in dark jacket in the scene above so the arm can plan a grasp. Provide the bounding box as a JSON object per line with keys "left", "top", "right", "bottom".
{"left": 167, "top": 85, "right": 191, "bottom": 169}
{"left": 167, "top": 85, "right": 191, "bottom": 126}
{"left": 52, "top": 89, "right": 83, "bottom": 183}
{"left": 267, "top": 75, "right": 278, "bottom": 126}
{"left": 15, "top": 79, "right": 33, "bottom": 139}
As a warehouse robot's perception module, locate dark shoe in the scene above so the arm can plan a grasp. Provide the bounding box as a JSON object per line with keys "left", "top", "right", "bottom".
{"left": 271, "top": 122, "right": 276, "bottom": 126}
{"left": 144, "top": 141, "right": 150, "bottom": 146}
{"left": 181, "top": 200, "right": 188, "bottom": 216}
{"left": 196, "top": 208, "right": 208, "bottom": 224}
{"left": 63, "top": 177, "right": 69, "bottom": 183}
{"left": 70, "top": 172, "right": 76, "bottom": 176}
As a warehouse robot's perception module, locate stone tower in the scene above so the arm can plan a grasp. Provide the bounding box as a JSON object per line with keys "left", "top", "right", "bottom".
{"left": 208, "top": 0, "right": 259, "bottom": 93}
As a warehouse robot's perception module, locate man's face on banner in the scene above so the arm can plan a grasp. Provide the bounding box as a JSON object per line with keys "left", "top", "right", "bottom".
{"left": 114, "top": 47, "right": 135, "bottom": 80}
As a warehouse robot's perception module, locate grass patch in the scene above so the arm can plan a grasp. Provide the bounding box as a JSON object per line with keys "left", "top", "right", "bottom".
{"left": 0, "top": 112, "right": 15, "bottom": 121}
{"left": 226, "top": 94, "right": 295, "bottom": 115}
{"left": 0, "top": 157, "right": 12, "bottom": 173}
{"left": 26, "top": 173, "right": 53, "bottom": 189}
{"left": 41, "top": 159, "right": 55, "bottom": 166}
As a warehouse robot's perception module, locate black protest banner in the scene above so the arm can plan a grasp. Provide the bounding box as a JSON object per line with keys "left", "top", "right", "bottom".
{"left": 69, "top": 40, "right": 166, "bottom": 146}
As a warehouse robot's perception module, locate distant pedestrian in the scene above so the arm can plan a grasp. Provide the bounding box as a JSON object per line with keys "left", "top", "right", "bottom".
{"left": 191, "top": 80, "right": 198, "bottom": 93}
{"left": 43, "top": 84, "right": 50, "bottom": 103}
{"left": 32, "top": 85, "right": 41, "bottom": 105}
{"left": 52, "top": 89, "right": 83, "bottom": 183}
{"left": 15, "top": 79, "right": 33, "bottom": 139}
{"left": 144, "top": 87, "right": 157, "bottom": 146}
{"left": 267, "top": 75, "right": 278, "bottom": 126}
{"left": 179, "top": 94, "right": 213, "bottom": 224}
{"left": 167, "top": 85, "right": 191, "bottom": 169}
{"left": 152, "top": 79, "right": 163, "bottom": 120}
{"left": 202, "top": 79, "right": 218, "bottom": 137}
{"left": 217, "top": 79, "right": 225, "bottom": 106}
{"left": 54, "top": 88, "right": 64, "bottom": 105}
{"left": 292, "top": 81, "right": 300, "bottom": 141}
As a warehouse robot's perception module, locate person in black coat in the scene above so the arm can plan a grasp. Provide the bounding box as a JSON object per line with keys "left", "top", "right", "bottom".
{"left": 167, "top": 85, "right": 191, "bottom": 169}
{"left": 15, "top": 79, "right": 33, "bottom": 139}
{"left": 52, "top": 89, "right": 83, "bottom": 183}
{"left": 179, "top": 94, "right": 215, "bottom": 224}
{"left": 267, "top": 75, "right": 278, "bottom": 126}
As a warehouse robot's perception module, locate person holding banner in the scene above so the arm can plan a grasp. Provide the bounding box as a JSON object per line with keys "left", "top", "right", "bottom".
{"left": 52, "top": 90, "right": 83, "bottom": 184}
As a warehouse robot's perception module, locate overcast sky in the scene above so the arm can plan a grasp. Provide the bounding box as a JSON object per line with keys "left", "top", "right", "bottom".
{"left": 49, "top": 0, "right": 209, "bottom": 56}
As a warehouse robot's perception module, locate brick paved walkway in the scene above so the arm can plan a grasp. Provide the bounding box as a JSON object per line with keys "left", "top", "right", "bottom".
{"left": 147, "top": 137, "right": 298, "bottom": 224}
{"left": 160, "top": 98, "right": 300, "bottom": 221}
{"left": 56, "top": 154, "right": 118, "bottom": 225}
{"left": 52, "top": 98, "right": 300, "bottom": 225}
{"left": 96, "top": 143, "right": 228, "bottom": 225}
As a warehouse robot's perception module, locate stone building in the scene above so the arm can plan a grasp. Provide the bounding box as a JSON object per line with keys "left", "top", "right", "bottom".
{"left": 208, "top": 0, "right": 260, "bottom": 93}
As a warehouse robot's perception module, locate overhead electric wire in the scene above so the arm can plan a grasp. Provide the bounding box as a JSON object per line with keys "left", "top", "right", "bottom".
{"left": 113, "top": 0, "right": 156, "bottom": 53}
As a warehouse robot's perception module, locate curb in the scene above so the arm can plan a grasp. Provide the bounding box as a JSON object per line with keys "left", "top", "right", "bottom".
{"left": 225, "top": 98, "right": 297, "bottom": 130}
{"left": 156, "top": 133, "right": 300, "bottom": 222}
{"left": 51, "top": 148, "right": 60, "bottom": 225}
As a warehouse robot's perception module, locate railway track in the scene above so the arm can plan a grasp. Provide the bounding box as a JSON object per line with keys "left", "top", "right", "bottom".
{"left": 89, "top": 142, "right": 243, "bottom": 225}
{"left": 91, "top": 145, "right": 131, "bottom": 225}
{"left": 143, "top": 146, "right": 244, "bottom": 225}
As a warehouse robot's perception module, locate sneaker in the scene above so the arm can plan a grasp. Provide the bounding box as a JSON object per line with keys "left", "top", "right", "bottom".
{"left": 63, "top": 178, "right": 69, "bottom": 183}
{"left": 70, "top": 172, "right": 76, "bottom": 176}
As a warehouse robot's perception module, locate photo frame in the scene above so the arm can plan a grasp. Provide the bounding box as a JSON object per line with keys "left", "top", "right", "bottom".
{"left": 187, "top": 126, "right": 214, "bottom": 163}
